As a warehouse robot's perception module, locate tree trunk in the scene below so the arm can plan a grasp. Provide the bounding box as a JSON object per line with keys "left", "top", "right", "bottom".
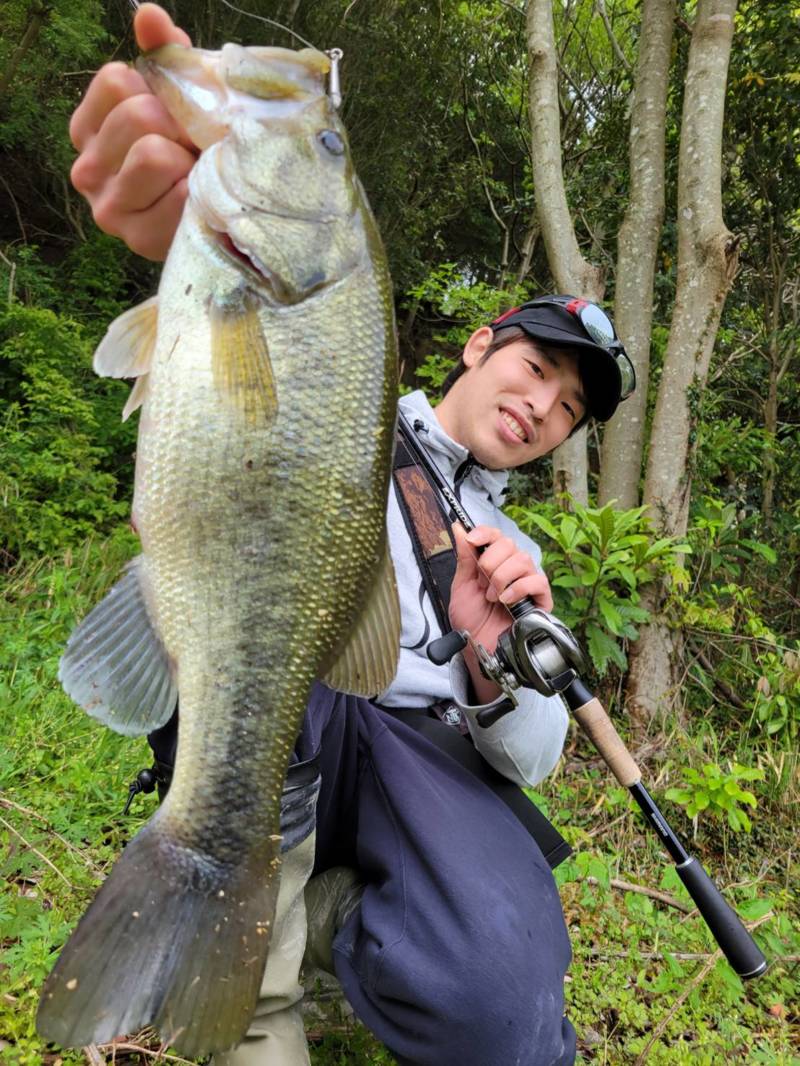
{"left": 626, "top": 0, "right": 739, "bottom": 733}
{"left": 598, "top": 0, "right": 676, "bottom": 510}
{"left": 0, "top": 5, "right": 47, "bottom": 102}
{"left": 526, "top": 0, "right": 605, "bottom": 505}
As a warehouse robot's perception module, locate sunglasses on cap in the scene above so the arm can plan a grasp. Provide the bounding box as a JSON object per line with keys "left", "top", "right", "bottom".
{"left": 493, "top": 296, "right": 636, "bottom": 404}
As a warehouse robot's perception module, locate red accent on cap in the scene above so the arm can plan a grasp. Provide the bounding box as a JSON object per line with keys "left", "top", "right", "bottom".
{"left": 491, "top": 306, "right": 521, "bottom": 326}
{"left": 565, "top": 298, "right": 587, "bottom": 315}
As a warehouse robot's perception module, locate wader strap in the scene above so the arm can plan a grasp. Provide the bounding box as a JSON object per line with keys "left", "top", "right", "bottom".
{"left": 393, "top": 432, "right": 458, "bottom": 635}
{"left": 380, "top": 704, "right": 572, "bottom": 870}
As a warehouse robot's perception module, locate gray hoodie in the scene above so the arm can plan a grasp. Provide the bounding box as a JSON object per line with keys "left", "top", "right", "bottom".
{"left": 378, "top": 390, "right": 569, "bottom": 788}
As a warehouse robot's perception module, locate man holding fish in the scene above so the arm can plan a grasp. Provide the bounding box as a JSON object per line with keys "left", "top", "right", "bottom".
{"left": 56, "top": 5, "right": 634, "bottom": 1064}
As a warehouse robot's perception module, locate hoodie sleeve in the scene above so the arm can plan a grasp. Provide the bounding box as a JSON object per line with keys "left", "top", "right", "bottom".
{"left": 448, "top": 654, "right": 569, "bottom": 788}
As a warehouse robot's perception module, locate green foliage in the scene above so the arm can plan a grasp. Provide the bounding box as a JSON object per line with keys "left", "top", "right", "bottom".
{"left": 508, "top": 500, "right": 687, "bottom": 676}
{"left": 532, "top": 766, "right": 800, "bottom": 1065}
{"left": 0, "top": 533, "right": 143, "bottom": 1063}
{"left": 752, "top": 649, "right": 800, "bottom": 743}
{"left": 0, "top": 305, "right": 136, "bottom": 561}
{"left": 688, "top": 497, "right": 777, "bottom": 584}
{"left": 665, "top": 762, "right": 765, "bottom": 832}
{"left": 407, "top": 263, "right": 530, "bottom": 347}
{"left": 406, "top": 263, "right": 531, "bottom": 396}
{"left": 695, "top": 415, "right": 774, "bottom": 494}
{"left": 670, "top": 497, "right": 799, "bottom": 785}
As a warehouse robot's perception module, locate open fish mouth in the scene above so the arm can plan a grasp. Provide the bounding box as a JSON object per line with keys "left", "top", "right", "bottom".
{"left": 215, "top": 230, "right": 329, "bottom": 304}
{"left": 217, "top": 231, "right": 269, "bottom": 280}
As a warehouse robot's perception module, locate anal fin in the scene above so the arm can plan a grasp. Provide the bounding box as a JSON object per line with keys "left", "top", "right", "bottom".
{"left": 321, "top": 541, "right": 401, "bottom": 697}
{"left": 58, "top": 556, "right": 177, "bottom": 736}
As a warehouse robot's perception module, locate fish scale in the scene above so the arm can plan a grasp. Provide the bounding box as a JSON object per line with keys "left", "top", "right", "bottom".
{"left": 38, "top": 40, "right": 399, "bottom": 1057}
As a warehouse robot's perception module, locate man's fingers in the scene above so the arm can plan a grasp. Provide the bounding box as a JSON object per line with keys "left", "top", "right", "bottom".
{"left": 134, "top": 3, "right": 192, "bottom": 51}
{"left": 487, "top": 554, "right": 532, "bottom": 598}
{"left": 115, "top": 178, "right": 189, "bottom": 261}
{"left": 499, "top": 574, "right": 553, "bottom": 613}
{"left": 73, "top": 94, "right": 194, "bottom": 196}
{"left": 111, "top": 136, "right": 196, "bottom": 212}
{"left": 70, "top": 63, "right": 150, "bottom": 153}
{"left": 471, "top": 533, "right": 517, "bottom": 575}
{"left": 451, "top": 522, "right": 477, "bottom": 565}
{"left": 452, "top": 522, "right": 491, "bottom": 587}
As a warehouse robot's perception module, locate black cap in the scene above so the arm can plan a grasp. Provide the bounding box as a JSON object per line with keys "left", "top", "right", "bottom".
{"left": 490, "top": 297, "right": 633, "bottom": 422}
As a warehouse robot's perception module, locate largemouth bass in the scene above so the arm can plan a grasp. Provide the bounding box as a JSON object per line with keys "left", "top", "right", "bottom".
{"left": 37, "top": 42, "right": 399, "bottom": 1056}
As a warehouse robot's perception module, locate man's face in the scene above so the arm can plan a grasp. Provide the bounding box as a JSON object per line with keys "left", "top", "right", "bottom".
{"left": 435, "top": 327, "right": 587, "bottom": 470}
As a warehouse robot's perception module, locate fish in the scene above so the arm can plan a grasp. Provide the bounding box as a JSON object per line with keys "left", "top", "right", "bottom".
{"left": 36, "top": 41, "right": 400, "bottom": 1057}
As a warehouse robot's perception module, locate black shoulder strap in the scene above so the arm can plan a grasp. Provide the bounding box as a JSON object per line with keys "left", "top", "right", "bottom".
{"left": 393, "top": 425, "right": 458, "bottom": 633}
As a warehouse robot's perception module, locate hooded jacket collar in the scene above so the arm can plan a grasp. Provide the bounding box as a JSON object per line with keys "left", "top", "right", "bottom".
{"left": 398, "top": 390, "right": 510, "bottom": 507}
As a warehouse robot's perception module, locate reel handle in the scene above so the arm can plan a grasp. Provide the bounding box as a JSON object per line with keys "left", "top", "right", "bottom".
{"left": 427, "top": 629, "right": 468, "bottom": 665}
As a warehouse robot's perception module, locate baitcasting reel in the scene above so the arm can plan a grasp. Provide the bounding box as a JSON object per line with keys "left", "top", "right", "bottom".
{"left": 428, "top": 603, "right": 585, "bottom": 725}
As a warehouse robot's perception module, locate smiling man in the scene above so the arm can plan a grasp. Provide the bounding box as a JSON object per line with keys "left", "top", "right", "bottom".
{"left": 64, "top": 7, "right": 635, "bottom": 1065}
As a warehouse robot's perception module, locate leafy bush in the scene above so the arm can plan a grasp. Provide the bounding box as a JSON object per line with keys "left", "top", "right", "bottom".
{"left": 507, "top": 500, "right": 687, "bottom": 676}
{"left": 0, "top": 305, "right": 136, "bottom": 562}
{"left": 664, "top": 761, "right": 764, "bottom": 833}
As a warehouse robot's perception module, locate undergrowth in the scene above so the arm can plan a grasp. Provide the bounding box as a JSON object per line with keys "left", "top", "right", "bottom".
{"left": 1, "top": 539, "right": 798, "bottom": 1064}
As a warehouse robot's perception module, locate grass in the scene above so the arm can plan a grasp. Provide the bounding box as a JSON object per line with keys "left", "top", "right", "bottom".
{"left": 1, "top": 536, "right": 798, "bottom": 1064}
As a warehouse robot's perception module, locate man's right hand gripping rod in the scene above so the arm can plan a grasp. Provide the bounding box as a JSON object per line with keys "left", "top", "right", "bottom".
{"left": 429, "top": 602, "right": 768, "bottom": 981}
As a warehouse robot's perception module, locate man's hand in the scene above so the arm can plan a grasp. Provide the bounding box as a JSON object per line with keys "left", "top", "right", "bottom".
{"left": 69, "top": 4, "right": 196, "bottom": 261}
{"left": 449, "top": 523, "right": 554, "bottom": 704}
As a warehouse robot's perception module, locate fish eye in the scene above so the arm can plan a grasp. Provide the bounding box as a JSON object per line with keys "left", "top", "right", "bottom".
{"left": 318, "top": 129, "right": 345, "bottom": 155}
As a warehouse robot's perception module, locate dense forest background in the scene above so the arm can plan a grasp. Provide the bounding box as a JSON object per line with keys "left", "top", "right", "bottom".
{"left": 1, "top": 0, "right": 798, "bottom": 1063}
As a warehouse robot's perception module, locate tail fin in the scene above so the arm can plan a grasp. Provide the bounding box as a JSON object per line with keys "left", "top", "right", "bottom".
{"left": 37, "top": 815, "right": 281, "bottom": 1057}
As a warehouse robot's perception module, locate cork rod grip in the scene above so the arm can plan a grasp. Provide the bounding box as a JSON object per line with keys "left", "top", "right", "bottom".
{"left": 572, "top": 697, "right": 641, "bottom": 787}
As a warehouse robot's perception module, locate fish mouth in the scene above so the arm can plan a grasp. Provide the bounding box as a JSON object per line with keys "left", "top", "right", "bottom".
{"left": 217, "top": 231, "right": 269, "bottom": 280}
{"left": 215, "top": 230, "right": 328, "bottom": 304}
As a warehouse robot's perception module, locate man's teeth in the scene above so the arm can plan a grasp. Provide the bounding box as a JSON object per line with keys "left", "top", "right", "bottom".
{"left": 501, "top": 410, "right": 527, "bottom": 441}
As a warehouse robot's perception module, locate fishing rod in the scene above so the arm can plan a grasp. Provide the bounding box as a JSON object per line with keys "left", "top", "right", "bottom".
{"left": 397, "top": 409, "right": 768, "bottom": 981}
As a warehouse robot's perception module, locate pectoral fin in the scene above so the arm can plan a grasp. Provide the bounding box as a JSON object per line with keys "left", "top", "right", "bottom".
{"left": 321, "top": 542, "right": 401, "bottom": 697}
{"left": 93, "top": 297, "right": 158, "bottom": 421}
{"left": 94, "top": 296, "right": 159, "bottom": 378}
{"left": 210, "top": 290, "right": 278, "bottom": 427}
{"left": 58, "top": 556, "right": 177, "bottom": 736}
{"left": 121, "top": 374, "right": 150, "bottom": 422}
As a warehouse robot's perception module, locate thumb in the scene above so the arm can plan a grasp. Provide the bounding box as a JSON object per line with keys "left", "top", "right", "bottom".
{"left": 135, "top": 4, "right": 192, "bottom": 51}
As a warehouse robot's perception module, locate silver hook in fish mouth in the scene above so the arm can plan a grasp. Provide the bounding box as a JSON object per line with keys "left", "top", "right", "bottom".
{"left": 326, "top": 48, "right": 343, "bottom": 109}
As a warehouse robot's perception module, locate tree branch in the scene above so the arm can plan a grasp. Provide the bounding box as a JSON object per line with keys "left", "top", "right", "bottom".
{"left": 594, "top": 0, "right": 633, "bottom": 74}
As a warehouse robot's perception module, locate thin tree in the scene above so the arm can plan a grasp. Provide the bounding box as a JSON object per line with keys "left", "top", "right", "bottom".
{"left": 526, "top": 0, "right": 605, "bottom": 505}
{"left": 625, "top": 0, "right": 740, "bottom": 731}
{"left": 597, "top": 0, "right": 676, "bottom": 509}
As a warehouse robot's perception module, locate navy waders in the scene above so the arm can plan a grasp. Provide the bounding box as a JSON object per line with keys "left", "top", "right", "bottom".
{"left": 297, "top": 683, "right": 577, "bottom": 1066}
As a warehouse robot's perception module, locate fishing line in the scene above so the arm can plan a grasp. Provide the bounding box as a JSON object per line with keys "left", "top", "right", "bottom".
{"left": 127, "top": 0, "right": 319, "bottom": 51}
{"left": 217, "top": 0, "right": 320, "bottom": 51}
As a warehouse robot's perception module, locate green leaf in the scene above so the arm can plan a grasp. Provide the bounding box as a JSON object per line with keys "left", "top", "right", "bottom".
{"left": 552, "top": 574, "right": 584, "bottom": 588}
{"left": 597, "top": 595, "right": 624, "bottom": 635}
{"left": 737, "top": 898, "right": 773, "bottom": 920}
{"left": 526, "top": 514, "right": 560, "bottom": 541}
